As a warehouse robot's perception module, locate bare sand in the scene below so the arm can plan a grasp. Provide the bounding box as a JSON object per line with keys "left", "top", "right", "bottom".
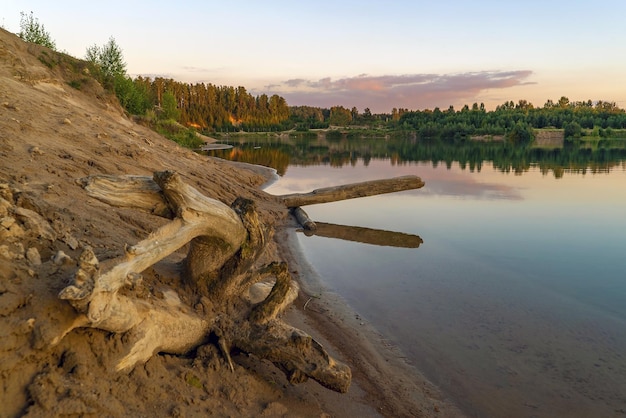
{"left": 0, "top": 28, "right": 463, "bottom": 417}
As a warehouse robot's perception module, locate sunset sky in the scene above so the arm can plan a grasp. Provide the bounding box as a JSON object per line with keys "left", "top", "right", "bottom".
{"left": 3, "top": 0, "right": 626, "bottom": 113}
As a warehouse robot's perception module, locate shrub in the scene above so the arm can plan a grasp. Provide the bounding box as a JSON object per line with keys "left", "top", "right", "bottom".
{"left": 19, "top": 12, "right": 56, "bottom": 50}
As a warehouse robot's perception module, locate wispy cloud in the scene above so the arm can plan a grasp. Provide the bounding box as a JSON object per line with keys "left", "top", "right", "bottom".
{"left": 262, "top": 71, "right": 535, "bottom": 113}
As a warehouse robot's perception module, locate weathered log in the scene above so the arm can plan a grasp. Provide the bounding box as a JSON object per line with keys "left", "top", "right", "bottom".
{"left": 301, "top": 222, "right": 423, "bottom": 248}
{"left": 79, "top": 174, "right": 173, "bottom": 217}
{"left": 55, "top": 170, "right": 351, "bottom": 393}
{"left": 226, "top": 319, "right": 351, "bottom": 393}
{"left": 290, "top": 207, "right": 316, "bottom": 231}
{"left": 278, "top": 175, "right": 424, "bottom": 207}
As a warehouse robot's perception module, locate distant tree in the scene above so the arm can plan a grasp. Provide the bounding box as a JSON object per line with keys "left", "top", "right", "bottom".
{"left": 161, "top": 92, "right": 180, "bottom": 121}
{"left": 516, "top": 99, "right": 533, "bottom": 111}
{"left": 19, "top": 11, "right": 56, "bottom": 50}
{"left": 507, "top": 121, "right": 535, "bottom": 145}
{"left": 351, "top": 107, "right": 359, "bottom": 121}
{"left": 563, "top": 121, "right": 582, "bottom": 139}
{"left": 329, "top": 106, "right": 352, "bottom": 126}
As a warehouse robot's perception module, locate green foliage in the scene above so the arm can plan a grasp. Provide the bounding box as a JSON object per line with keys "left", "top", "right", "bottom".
{"left": 394, "top": 98, "right": 626, "bottom": 145}
{"left": 563, "top": 121, "right": 582, "bottom": 140}
{"left": 507, "top": 122, "right": 535, "bottom": 145}
{"left": 85, "top": 37, "right": 126, "bottom": 88}
{"left": 19, "top": 11, "right": 56, "bottom": 50}
{"left": 114, "top": 74, "right": 152, "bottom": 115}
{"left": 124, "top": 77, "right": 292, "bottom": 132}
{"left": 328, "top": 106, "right": 353, "bottom": 126}
{"left": 155, "top": 120, "right": 204, "bottom": 149}
{"left": 67, "top": 79, "right": 82, "bottom": 90}
{"left": 160, "top": 92, "right": 180, "bottom": 121}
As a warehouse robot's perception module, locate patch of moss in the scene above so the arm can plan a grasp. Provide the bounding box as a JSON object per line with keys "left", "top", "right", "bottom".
{"left": 184, "top": 371, "right": 203, "bottom": 389}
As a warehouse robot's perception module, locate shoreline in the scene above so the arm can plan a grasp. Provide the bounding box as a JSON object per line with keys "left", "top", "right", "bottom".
{"left": 274, "top": 222, "right": 465, "bottom": 417}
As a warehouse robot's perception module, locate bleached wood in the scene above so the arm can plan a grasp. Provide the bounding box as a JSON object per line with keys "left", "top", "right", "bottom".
{"left": 279, "top": 175, "right": 424, "bottom": 207}
{"left": 55, "top": 170, "right": 351, "bottom": 392}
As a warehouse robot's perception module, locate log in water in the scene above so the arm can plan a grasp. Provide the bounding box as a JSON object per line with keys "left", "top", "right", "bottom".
{"left": 278, "top": 175, "right": 425, "bottom": 207}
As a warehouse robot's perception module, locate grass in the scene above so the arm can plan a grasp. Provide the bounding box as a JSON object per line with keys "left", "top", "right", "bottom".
{"left": 155, "top": 119, "right": 205, "bottom": 149}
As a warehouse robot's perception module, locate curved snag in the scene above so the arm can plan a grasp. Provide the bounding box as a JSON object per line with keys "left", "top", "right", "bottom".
{"left": 56, "top": 171, "right": 351, "bottom": 393}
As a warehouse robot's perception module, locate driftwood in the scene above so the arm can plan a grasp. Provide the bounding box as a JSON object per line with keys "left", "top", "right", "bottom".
{"left": 56, "top": 171, "right": 351, "bottom": 392}
{"left": 279, "top": 175, "right": 424, "bottom": 207}
{"left": 283, "top": 176, "right": 424, "bottom": 247}
{"left": 290, "top": 206, "right": 317, "bottom": 231}
{"left": 54, "top": 171, "right": 425, "bottom": 396}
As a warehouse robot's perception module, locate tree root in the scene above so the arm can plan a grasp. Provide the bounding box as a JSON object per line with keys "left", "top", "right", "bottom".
{"left": 55, "top": 170, "right": 351, "bottom": 392}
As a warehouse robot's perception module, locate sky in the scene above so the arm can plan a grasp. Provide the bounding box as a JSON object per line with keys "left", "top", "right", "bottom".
{"left": 3, "top": 0, "right": 626, "bottom": 113}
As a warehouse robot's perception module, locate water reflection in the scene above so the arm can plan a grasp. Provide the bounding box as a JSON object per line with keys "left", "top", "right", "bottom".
{"left": 206, "top": 132, "right": 626, "bottom": 178}
{"left": 299, "top": 221, "right": 423, "bottom": 248}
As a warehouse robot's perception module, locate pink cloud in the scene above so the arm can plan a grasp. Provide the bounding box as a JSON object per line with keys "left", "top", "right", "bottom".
{"left": 260, "top": 70, "right": 535, "bottom": 113}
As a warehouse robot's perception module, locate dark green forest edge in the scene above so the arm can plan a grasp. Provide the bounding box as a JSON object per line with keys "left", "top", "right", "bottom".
{"left": 14, "top": 13, "right": 626, "bottom": 177}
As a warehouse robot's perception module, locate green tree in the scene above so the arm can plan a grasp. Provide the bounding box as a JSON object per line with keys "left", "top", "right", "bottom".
{"left": 85, "top": 37, "right": 126, "bottom": 87}
{"left": 563, "top": 121, "right": 582, "bottom": 139}
{"left": 114, "top": 74, "right": 152, "bottom": 115}
{"left": 161, "top": 92, "right": 180, "bottom": 121}
{"left": 328, "top": 106, "right": 352, "bottom": 126}
{"left": 507, "top": 122, "right": 535, "bottom": 145}
{"left": 19, "top": 11, "right": 56, "bottom": 50}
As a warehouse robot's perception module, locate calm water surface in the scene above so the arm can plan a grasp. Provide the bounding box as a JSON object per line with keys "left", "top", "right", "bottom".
{"left": 264, "top": 158, "right": 626, "bottom": 417}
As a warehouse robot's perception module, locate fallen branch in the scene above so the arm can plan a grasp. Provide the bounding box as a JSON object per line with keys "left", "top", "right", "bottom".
{"left": 290, "top": 206, "right": 316, "bottom": 231}
{"left": 278, "top": 175, "right": 424, "bottom": 207}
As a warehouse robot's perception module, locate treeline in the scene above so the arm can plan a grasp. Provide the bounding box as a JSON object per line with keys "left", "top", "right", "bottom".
{"left": 393, "top": 97, "right": 626, "bottom": 144}
{"left": 117, "top": 76, "right": 290, "bottom": 131}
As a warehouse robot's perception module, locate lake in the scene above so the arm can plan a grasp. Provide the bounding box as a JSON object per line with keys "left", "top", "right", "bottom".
{"left": 210, "top": 135, "right": 626, "bottom": 417}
